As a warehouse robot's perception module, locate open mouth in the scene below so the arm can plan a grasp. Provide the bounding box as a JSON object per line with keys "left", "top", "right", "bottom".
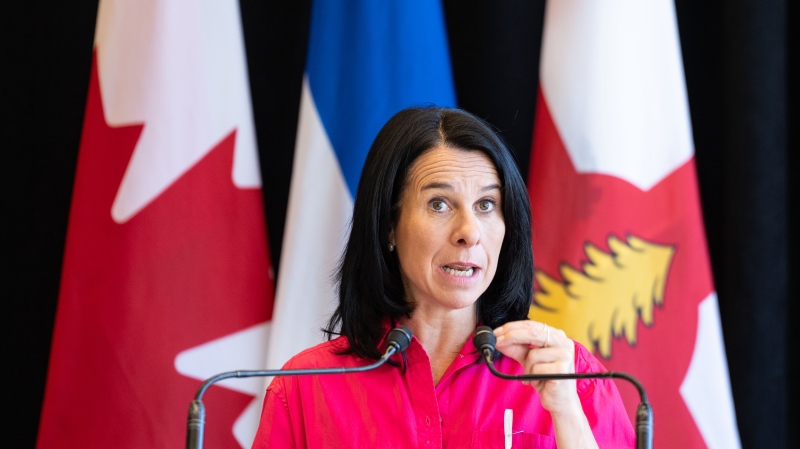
{"left": 443, "top": 266, "right": 474, "bottom": 277}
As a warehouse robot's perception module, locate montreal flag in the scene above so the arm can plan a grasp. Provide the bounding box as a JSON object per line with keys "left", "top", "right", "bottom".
{"left": 527, "top": 1, "right": 741, "bottom": 448}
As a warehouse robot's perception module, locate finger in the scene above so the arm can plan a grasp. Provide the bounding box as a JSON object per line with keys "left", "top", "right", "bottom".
{"left": 524, "top": 352, "right": 574, "bottom": 393}
{"left": 493, "top": 339, "right": 531, "bottom": 365}
{"left": 524, "top": 356, "right": 554, "bottom": 390}
{"left": 523, "top": 346, "right": 574, "bottom": 368}
{"left": 495, "top": 321, "right": 565, "bottom": 349}
{"left": 493, "top": 320, "right": 544, "bottom": 346}
{"left": 494, "top": 319, "right": 540, "bottom": 335}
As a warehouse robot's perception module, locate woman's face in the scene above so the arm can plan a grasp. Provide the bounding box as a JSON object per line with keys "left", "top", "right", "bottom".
{"left": 390, "top": 145, "right": 505, "bottom": 314}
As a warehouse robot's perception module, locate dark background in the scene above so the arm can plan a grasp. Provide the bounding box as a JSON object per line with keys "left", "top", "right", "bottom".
{"left": 6, "top": 0, "right": 796, "bottom": 447}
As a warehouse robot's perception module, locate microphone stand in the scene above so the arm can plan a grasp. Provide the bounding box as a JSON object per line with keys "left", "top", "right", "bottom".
{"left": 474, "top": 327, "right": 652, "bottom": 449}
{"left": 484, "top": 360, "right": 652, "bottom": 449}
{"left": 186, "top": 326, "right": 412, "bottom": 449}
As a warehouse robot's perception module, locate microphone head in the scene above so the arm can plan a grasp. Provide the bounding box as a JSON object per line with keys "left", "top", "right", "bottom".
{"left": 473, "top": 326, "right": 497, "bottom": 354}
{"left": 386, "top": 325, "right": 412, "bottom": 352}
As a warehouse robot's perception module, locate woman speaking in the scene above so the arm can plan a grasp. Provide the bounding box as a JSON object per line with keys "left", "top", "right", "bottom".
{"left": 252, "top": 107, "right": 634, "bottom": 448}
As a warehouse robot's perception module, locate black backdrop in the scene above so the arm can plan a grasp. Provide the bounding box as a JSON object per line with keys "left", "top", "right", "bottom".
{"left": 6, "top": 1, "right": 796, "bottom": 448}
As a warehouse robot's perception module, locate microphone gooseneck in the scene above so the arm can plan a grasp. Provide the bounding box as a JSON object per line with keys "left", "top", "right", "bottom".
{"left": 472, "top": 327, "right": 653, "bottom": 449}
{"left": 186, "top": 325, "right": 412, "bottom": 449}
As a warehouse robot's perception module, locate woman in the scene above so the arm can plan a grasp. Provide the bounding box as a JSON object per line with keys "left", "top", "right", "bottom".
{"left": 252, "top": 107, "right": 634, "bottom": 448}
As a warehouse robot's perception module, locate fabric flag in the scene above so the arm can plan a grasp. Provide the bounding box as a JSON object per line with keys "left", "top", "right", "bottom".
{"left": 266, "top": 1, "right": 456, "bottom": 373}
{"left": 527, "top": 1, "right": 740, "bottom": 448}
{"left": 36, "top": 1, "right": 274, "bottom": 448}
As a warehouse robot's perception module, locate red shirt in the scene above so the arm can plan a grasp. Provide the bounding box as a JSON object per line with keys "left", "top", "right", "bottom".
{"left": 252, "top": 333, "right": 634, "bottom": 448}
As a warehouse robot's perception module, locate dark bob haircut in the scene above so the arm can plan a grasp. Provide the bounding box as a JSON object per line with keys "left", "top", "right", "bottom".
{"left": 324, "top": 106, "right": 533, "bottom": 360}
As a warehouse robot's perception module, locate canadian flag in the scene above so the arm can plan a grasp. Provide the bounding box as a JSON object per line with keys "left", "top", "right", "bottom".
{"left": 36, "top": 1, "right": 273, "bottom": 448}
{"left": 528, "top": 1, "right": 741, "bottom": 448}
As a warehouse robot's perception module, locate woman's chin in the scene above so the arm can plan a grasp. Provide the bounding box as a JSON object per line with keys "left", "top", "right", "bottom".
{"left": 426, "top": 292, "right": 483, "bottom": 314}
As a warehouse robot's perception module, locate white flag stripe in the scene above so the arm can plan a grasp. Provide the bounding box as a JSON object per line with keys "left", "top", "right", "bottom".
{"left": 95, "top": 0, "right": 260, "bottom": 223}
{"left": 174, "top": 322, "right": 272, "bottom": 448}
{"left": 174, "top": 322, "right": 271, "bottom": 396}
{"left": 680, "top": 293, "right": 742, "bottom": 449}
{"left": 540, "top": 0, "right": 693, "bottom": 191}
{"left": 266, "top": 79, "right": 352, "bottom": 371}
{"left": 233, "top": 396, "right": 266, "bottom": 448}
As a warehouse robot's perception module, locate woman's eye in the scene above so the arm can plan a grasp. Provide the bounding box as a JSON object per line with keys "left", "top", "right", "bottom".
{"left": 430, "top": 200, "right": 447, "bottom": 212}
{"left": 477, "top": 200, "right": 495, "bottom": 212}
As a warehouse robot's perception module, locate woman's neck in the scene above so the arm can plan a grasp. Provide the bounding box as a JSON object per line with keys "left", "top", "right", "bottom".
{"left": 401, "top": 306, "right": 477, "bottom": 385}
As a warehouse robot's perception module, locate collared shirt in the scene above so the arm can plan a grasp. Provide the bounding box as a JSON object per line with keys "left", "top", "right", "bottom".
{"left": 252, "top": 333, "right": 634, "bottom": 448}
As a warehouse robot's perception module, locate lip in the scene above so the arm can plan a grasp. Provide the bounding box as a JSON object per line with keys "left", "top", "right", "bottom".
{"left": 442, "top": 261, "right": 480, "bottom": 270}
{"left": 439, "top": 262, "right": 481, "bottom": 283}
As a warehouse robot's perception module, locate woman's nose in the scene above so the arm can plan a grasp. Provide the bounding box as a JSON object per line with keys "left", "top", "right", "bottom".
{"left": 452, "top": 211, "right": 481, "bottom": 247}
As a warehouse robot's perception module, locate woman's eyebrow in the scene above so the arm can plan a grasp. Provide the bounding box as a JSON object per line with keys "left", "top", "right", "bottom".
{"left": 420, "top": 182, "right": 501, "bottom": 192}
{"left": 420, "top": 182, "right": 453, "bottom": 191}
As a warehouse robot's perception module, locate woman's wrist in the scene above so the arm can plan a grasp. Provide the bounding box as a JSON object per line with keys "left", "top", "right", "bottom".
{"left": 547, "top": 395, "right": 584, "bottom": 422}
{"left": 549, "top": 399, "right": 599, "bottom": 449}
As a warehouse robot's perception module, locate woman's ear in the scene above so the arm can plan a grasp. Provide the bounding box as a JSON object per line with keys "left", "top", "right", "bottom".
{"left": 388, "top": 229, "right": 396, "bottom": 252}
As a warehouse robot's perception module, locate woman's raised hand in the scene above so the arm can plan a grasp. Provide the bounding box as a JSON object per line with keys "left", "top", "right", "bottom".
{"left": 493, "top": 320, "right": 581, "bottom": 416}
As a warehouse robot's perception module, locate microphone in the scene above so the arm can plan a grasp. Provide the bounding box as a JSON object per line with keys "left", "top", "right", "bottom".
{"left": 186, "top": 325, "right": 412, "bottom": 449}
{"left": 472, "top": 326, "right": 653, "bottom": 449}
{"left": 473, "top": 325, "right": 497, "bottom": 357}
{"left": 385, "top": 324, "right": 412, "bottom": 353}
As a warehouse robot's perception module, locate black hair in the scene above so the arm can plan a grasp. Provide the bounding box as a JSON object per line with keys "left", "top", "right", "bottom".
{"left": 324, "top": 106, "right": 533, "bottom": 360}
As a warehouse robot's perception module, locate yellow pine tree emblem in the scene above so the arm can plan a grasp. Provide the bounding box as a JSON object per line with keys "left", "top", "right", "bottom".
{"left": 530, "top": 235, "right": 675, "bottom": 359}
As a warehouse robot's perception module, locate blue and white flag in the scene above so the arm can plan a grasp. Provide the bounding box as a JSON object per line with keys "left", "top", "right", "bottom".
{"left": 266, "top": 1, "right": 456, "bottom": 378}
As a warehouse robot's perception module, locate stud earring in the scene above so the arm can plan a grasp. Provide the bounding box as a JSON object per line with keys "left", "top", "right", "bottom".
{"left": 388, "top": 243, "right": 395, "bottom": 252}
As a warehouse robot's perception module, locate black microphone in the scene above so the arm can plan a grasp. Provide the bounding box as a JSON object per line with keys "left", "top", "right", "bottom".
{"left": 385, "top": 324, "right": 412, "bottom": 353}
{"left": 473, "top": 325, "right": 497, "bottom": 358}
{"left": 472, "top": 326, "right": 653, "bottom": 449}
{"left": 186, "top": 325, "right": 412, "bottom": 449}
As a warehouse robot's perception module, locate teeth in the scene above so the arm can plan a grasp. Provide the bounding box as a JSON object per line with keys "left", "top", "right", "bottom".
{"left": 444, "top": 266, "right": 474, "bottom": 277}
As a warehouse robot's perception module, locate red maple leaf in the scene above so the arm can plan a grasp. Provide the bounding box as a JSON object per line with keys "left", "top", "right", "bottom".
{"left": 37, "top": 52, "right": 273, "bottom": 448}
{"left": 529, "top": 88, "right": 714, "bottom": 448}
